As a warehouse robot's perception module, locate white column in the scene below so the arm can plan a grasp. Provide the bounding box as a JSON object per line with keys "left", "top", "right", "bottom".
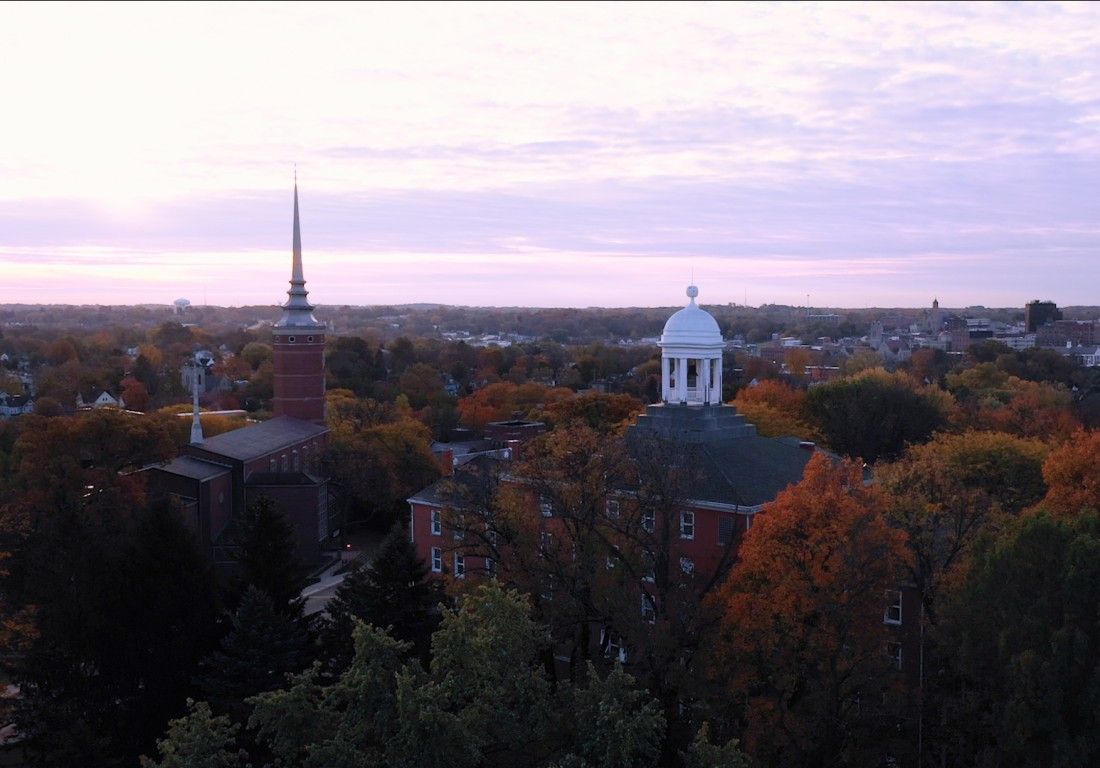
{"left": 676, "top": 356, "right": 687, "bottom": 403}
{"left": 661, "top": 357, "right": 670, "bottom": 402}
{"left": 701, "top": 358, "right": 711, "bottom": 405}
{"left": 714, "top": 354, "right": 722, "bottom": 402}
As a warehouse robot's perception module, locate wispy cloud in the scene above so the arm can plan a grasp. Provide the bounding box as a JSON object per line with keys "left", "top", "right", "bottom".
{"left": 1, "top": 2, "right": 1099, "bottom": 306}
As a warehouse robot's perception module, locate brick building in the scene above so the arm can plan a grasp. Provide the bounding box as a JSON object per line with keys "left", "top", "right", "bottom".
{"left": 148, "top": 182, "right": 334, "bottom": 569}
{"left": 408, "top": 286, "right": 817, "bottom": 653}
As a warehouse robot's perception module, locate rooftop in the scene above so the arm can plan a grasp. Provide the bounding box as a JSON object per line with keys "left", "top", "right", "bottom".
{"left": 193, "top": 416, "right": 328, "bottom": 462}
{"left": 155, "top": 455, "right": 231, "bottom": 482}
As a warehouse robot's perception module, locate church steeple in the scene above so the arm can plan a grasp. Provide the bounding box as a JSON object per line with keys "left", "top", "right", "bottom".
{"left": 277, "top": 178, "right": 322, "bottom": 329}
{"left": 272, "top": 177, "right": 327, "bottom": 425}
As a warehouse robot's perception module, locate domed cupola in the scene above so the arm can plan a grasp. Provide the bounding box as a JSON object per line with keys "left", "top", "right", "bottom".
{"left": 658, "top": 286, "right": 725, "bottom": 406}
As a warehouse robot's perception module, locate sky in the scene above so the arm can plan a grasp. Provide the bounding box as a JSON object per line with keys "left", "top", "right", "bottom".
{"left": 2, "top": 2, "right": 1100, "bottom": 309}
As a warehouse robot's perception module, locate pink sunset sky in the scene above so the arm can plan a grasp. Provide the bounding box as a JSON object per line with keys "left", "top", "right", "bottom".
{"left": 2, "top": 2, "right": 1099, "bottom": 309}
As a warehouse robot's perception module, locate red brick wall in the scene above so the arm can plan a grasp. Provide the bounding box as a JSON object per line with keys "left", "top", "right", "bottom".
{"left": 272, "top": 331, "right": 326, "bottom": 424}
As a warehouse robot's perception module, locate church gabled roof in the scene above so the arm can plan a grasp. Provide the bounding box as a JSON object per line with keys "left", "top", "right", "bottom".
{"left": 191, "top": 416, "right": 327, "bottom": 462}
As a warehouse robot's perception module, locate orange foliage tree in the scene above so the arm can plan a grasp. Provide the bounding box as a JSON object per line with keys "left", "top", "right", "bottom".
{"left": 732, "top": 380, "right": 821, "bottom": 441}
{"left": 711, "top": 454, "right": 908, "bottom": 767}
{"left": 457, "top": 382, "right": 573, "bottom": 432}
{"left": 1038, "top": 429, "right": 1100, "bottom": 518}
{"left": 878, "top": 430, "right": 1048, "bottom": 624}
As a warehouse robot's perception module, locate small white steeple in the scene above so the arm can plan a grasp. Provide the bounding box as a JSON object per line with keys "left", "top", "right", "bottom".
{"left": 188, "top": 360, "right": 204, "bottom": 445}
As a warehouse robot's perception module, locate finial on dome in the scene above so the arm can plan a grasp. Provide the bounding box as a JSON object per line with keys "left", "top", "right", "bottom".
{"left": 687, "top": 285, "right": 699, "bottom": 304}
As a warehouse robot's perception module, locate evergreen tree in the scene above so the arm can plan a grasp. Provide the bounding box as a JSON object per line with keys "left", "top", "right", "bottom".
{"left": 12, "top": 499, "right": 220, "bottom": 768}
{"left": 321, "top": 526, "right": 441, "bottom": 669}
{"left": 235, "top": 495, "right": 305, "bottom": 615}
{"left": 196, "top": 586, "right": 312, "bottom": 718}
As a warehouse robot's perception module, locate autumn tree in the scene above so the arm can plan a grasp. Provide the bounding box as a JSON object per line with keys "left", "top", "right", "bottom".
{"left": 732, "top": 380, "right": 820, "bottom": 441}
{"left": 1038, "top": 429, "right": 1100, "bottom": 518}
{"left": 712, "top": 454, "right": 908, "bottom": 768}
{"left": 878, "top": 430, "right": 1049, "bottom": 624}
{"left": 326, "top": 417, "right": 440, "bottom": 528}
{"left": 535, "top": 391, "right": 644, "bottom": 434}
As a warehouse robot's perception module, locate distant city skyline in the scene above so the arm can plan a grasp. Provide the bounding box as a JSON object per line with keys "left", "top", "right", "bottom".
{"left": 3, "top": 2, "right": 1100, "bottom": 308}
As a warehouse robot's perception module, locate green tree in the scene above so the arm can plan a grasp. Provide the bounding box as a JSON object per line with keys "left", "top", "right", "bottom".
{"left": 140, "top": 700, "right": 242, "bottom": 768}
{"left": 567, "top": 663, "right": 666, "bottom": 768}
{"left": 196, "top": 586, "right": 312, "bottom": 717}
{"left": 320, "top": 527, "right": 441, "bottom": 670}
{"left": 10, "top": 499, "right": 219, "bottom": 768}
{"left": 235, "top": 496, "right": 306, "bottom": 615}
{"left": 806, "top": 369, "right": 945, "bottom": 463}
{"left": 941, "top": 513, "right": 1100, "bottom": 768}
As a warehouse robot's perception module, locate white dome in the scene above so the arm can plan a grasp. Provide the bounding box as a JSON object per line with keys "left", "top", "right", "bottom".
{"left": 660, "top": 286, "right": 723, "bottom": 347}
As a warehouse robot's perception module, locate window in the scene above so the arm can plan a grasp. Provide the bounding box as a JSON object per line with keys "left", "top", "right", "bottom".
{"left": 600, "top": 628, "right": 627, "bottom": 663}
{"left": 539, "top": 497, "right": 553, "bottom": 517}
{"left": 454, "top": 526, "right": 464, "bottom": 542}
{"left": 454, "top": 553, "right": 465, "bottom": 579}
{"left": 307, "top": 335, "right": 314, "bottom": 343}
{"left": 643, "top": 556, "right": 656, "bottom": 583}
{"left": 487, "top": 528, "right": 498, "bottom": 549}
{"left": 485, "top": 557, "right": 497, "bottom": 579}
{"left": 680, "top": 510, "right": 695, "bottom": 540}
{"left": 745, "top": 514, "right": 754, "bottom": 530}
{"left": 641, "top": 594, "right": 656, "bottom": 624}
{"left": 540, "top": 531, "right": 553, "bottom": 557}
{"left": 606, "top": 499, "right": 620, "bottom": 519}
{"left": 431, "top": 547, "right": 442, "bottom": 573}
{"left": 884, "top": 590, "right": 903, "bottom": 625}
{"left": 288, "top": 336, "right": 296, "bottom": 343}
{"left": 431, "top": 509, "right": 442, "bottom": 536}
{"left": 541, "top": 574, "right": 554, "bottom": 601}
{"left": 679, "top": 556, "right": 695, "bottom": 576}
{"left": 642, "top": 509, "right": 655, "bottom": 533}
{"left": 269, "top": 458, "right": 276, "bottom": 472}
{"left": 281, "top": 454, "right": 288, "bottom": 472}
{"left": 718, "top": 515, "right": 735, "bottom": 545}
{"left": 293, "top": 451, "right": 300, "bottom": 472}
{"left": 887, "top": 641, "right": 902, "bottom": 670}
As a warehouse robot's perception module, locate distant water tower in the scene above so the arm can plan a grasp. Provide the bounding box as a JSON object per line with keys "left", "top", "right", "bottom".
{"left": 174, "top": 298, "right": 191, "bottom": 316}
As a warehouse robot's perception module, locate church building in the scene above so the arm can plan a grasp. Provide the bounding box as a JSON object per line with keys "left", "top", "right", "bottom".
{"left": 148, "top": 183, "right": 335, "bottom": 568}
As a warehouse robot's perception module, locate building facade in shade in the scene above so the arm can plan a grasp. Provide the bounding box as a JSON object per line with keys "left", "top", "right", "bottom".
{"left": 147, "top": 183, "right": 334, "bottom": 568}
{"left": 1025, "top": 300, "right": 1062, "bottom": 334}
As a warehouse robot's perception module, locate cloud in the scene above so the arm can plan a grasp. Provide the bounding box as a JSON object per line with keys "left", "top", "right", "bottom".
{"left": 2, "top": 2, "right": 1100, "bottom": 306}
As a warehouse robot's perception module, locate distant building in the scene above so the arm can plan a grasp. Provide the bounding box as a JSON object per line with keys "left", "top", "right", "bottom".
{"left": 1036, "top": 320, "right": 1097, "bottom": 348}
{"left": 174, "top": 298, "right": 191, "bottom": 316}
{"left": 0, "top": 392, "right": 34, "bottom": 419}
{"left": 77, "top": 391, "right": 124, "bottom": 410}
{"left": 1025, "top": 300, "right": 1062, "bottom": 333}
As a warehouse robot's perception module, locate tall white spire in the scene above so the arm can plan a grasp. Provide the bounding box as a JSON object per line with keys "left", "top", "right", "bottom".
{"left": 188, "top": 361, "right": 204, "bottom": 445}
{"left": 276, "top": 176, "right": 322, "bottom": 329}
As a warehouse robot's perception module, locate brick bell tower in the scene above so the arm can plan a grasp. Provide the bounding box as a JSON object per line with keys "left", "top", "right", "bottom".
{"left": 272, "top": 179, "right": 326, "bottom": 424}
